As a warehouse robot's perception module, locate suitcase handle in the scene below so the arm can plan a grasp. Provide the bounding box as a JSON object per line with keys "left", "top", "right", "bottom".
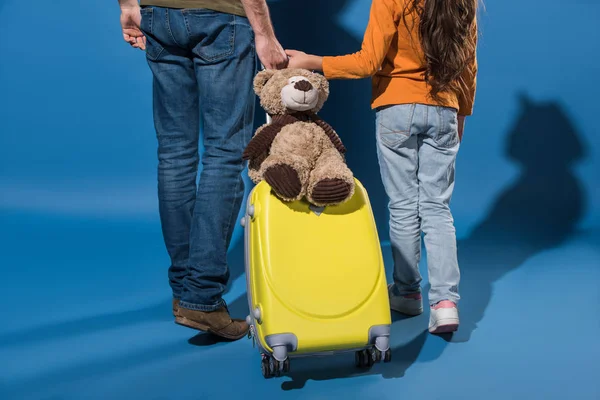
{"left": 260, "top": 63, "right": 272, "bottom": 125}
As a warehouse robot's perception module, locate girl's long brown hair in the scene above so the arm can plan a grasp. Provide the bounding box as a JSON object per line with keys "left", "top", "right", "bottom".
{"left": 403, "top": 0, "right": 479, "bottom": 102}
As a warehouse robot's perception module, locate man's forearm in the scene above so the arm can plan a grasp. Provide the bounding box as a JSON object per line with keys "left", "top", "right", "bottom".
{"left": 118, "top": 0, "right": 139, "bottom": 9}
{"left": 240, "top": 0, "right": 276, "bottom": 38}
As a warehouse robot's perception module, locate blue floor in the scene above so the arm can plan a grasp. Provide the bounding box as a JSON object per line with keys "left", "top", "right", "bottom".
{"left": 0, "top": 209, "right": 598, "bottom": 400}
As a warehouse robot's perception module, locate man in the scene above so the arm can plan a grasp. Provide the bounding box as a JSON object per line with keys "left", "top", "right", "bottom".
{"left": 117, "top": 0, "right": 288, "bottom": 340}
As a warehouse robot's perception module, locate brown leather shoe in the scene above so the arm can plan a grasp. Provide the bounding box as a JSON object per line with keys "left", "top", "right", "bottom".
{"left": 175, "top": 306, "right": 249, "bottom": 340}
{"left": 172, "top": 299, "right": 180, "bottom": 317}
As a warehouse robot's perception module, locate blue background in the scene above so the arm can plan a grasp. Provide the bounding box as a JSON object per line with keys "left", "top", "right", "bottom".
{"left": 0, "top": 0, "right": 598, "bottom": 399}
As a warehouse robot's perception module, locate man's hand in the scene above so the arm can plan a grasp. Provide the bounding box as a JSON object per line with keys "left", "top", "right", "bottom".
{"left": 255, "top": 35, "right": 288, "bottom": 70}
{"left": 458, "top": 115, "right": 466, "bottom": 142}
{"left": 120, "top": 3, "right": 146, "bottom": 50}
{"left": 240, "top": 0, "right": 287, "bottom": 69}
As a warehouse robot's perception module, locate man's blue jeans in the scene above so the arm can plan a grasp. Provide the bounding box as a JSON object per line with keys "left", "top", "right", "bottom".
{"left": 140, "top": 7, "right": 256, "bottom": 311}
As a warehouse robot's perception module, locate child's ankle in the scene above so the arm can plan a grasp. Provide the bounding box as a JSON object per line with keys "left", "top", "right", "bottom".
{"left": 431, "top": 300, "right": 456, "bottom": 310}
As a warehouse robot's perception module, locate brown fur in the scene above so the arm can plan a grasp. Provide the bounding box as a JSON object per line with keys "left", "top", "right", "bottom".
{"left": 247, "top": 69, "right": 355, "bottom": 206}
{"left": 307, "top": 147, "right": 354, "bottom": 207}
{"left": 243, "top": 115, "right": 298, "bottom": 161}
{"left": 311, "top": 115, "right": 346, "bottom": 154}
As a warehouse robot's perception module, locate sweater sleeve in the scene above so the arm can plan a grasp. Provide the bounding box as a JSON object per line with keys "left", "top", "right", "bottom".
{"left": 458, "top": 20, "right": 478, "bottom": 116}
{"left": 322, "top": 0, "right": 398, "bottom": 80}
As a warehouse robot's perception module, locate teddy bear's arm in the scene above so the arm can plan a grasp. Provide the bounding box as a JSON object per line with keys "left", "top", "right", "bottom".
{"left": 242, "top": 115, "right": 298, "bottom": 161}
{"left": 242, "top": 124, "right": 282, "bottom": 161}
{"left": 248, "top": 150, "right": 268, "bottom": 171}
{"left": 313, "top": 118, "right": 347, "bottom": 154}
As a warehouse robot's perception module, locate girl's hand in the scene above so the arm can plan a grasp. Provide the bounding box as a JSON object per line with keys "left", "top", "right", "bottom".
{"left": 285, "top": 50, "right": 323, "bottom": 71}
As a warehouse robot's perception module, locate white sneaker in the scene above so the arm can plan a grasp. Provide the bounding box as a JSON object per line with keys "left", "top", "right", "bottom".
{"left": 429, "top": 300, "right": 459, "bottom": 334}
{"left": 388, "top": 284, "right": 423, "bottom": 316}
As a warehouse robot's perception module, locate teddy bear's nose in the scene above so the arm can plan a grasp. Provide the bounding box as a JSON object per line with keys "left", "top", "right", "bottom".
{"left": 294, "top": 80, "right": 313, "bottom": 92}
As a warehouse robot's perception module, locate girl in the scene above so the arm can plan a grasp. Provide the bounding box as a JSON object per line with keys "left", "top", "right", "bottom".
{"left": 286, "top": 0, "right": 478, "bottom": 334}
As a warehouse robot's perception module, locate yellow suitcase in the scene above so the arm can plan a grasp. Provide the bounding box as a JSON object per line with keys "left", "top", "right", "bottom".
{"left": 241, "top": 179, "right": 392, "bottom": 378}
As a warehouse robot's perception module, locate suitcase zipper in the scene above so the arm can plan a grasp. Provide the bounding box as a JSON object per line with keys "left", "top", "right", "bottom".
{"left": 248, "top": 324, "right": 256, "bottom": 348}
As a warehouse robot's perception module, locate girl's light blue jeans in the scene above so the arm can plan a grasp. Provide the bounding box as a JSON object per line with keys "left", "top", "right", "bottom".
{"left": 376, "top": 104, "right": 461, "bottom": 306}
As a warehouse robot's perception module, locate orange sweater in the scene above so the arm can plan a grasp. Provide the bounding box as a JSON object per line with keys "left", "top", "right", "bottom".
{"left": 322, "top": 0, "right": 478, "bottom": 116}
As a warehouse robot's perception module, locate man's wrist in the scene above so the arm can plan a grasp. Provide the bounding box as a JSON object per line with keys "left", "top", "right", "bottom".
{"left": 119, "top": 0, "right": 140, "bottom": 10}
{"left": 240, "top": 0, "right": 277, "bottom": 40}
{"left": 255, "top": 31, "right": 277, "bottom": 42}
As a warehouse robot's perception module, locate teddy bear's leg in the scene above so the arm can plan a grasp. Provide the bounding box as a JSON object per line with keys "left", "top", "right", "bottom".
{"left": 261, "top": 154, "right": 311, "bottom": 202}
{"left": 307, "top": 148, "right": 355, "bottom": 207}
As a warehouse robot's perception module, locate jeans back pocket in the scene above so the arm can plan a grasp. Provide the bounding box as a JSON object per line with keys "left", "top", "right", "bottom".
{"left": 140, "top": 7, "right": 165, "bottom": 61}
{"left": 183, "top": 10, "right": 235, "bottom": 63}
{"left": 376, "top": 104, "right": 415, "bottom": 149}
{"left": 433, "top": 107, "right": 459, "bottom": 149}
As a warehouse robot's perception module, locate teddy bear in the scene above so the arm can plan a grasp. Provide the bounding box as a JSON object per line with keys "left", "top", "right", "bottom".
{"left": 243, "top": 68, "right": 355, "bottom": 207}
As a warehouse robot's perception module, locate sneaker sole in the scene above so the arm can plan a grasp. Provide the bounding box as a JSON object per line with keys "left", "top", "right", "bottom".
{"left": 429, "top": 318, "right": 459, "bottom": 334}
{"left": 174, "top": 316, "right": 247, "bottom": 341}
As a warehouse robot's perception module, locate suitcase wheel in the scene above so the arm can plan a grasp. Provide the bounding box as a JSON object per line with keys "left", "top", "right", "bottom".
{"left": 355, "top": 347, "right": 392, "bottom": 368}
{"left": 261, "top": 354, "right": 290, "bottom": 379}
{"left": 261, "top": 357, "right": 270, "bottom": 378}
{"left": 355, "top": 349, "right": 372, "bottom": 368}
{"left": 371, "top": 348, "right": 382, "bottom": 363}
{"left": 383, "top": 349, "right": 392, "bottom": 363}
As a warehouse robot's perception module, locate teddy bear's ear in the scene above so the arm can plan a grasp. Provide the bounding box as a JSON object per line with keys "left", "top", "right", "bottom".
{"left": 314, "top": 73, "right": 330, "bottom": 93}
{"left": 253, "top": 70, "right": 276, "bottom": 95}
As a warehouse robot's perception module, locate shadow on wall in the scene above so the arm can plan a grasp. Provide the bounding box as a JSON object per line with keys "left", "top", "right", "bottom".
{"left": 447, "top": 94, "right": 587, "bottom": 343}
